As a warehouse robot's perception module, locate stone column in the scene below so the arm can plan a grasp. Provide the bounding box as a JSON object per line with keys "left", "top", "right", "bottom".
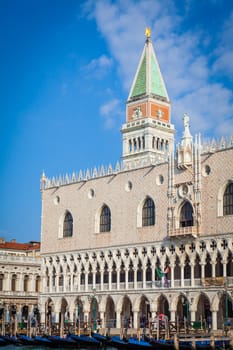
{"left": 170, "top": 263, "right": 175, "bottom": 288}
{"left": 133, "top": 310, "right": 139, "bottom": 329}
{"left": 116, "top": 269, "right": 120, "bottom": 290}
{"left": 99, "top": 311, "right": 105, "bottom": 329}
{"left": 100, "top": 269, "right": 104, "bottom": 291}
{"left": 70, "top": 273, "right": 73, "bottom": 292}
{"left": 134, "top": 268, "right": 138, "bottom": 290}
{"left": 55, "top": 274, "right": 59, "bottom": 292}
{"left": 180, "top": 262, "right": 185, "bottom": 288}
{"left": 190, "top": 262, "right": 195, "bottom": 287}
{"left": 190, "top": 310, "right": 196, "bottom": 323}
{"left": 125, "top": 269, "right": 128, "bottom": 290}
{"left": 49, "top": 274, "right": 53, "bottom": 293}
{"left": 170, "top": 310, "right": 176, "bottom": 323}
{"left": 151, "top": 263, "right": 156, "bottom": 286}
{"left": 142, "top": 267, "right": 146, "bottom": 289}
{"left": 77, "top": 272, "right": 81, "bottom": 292}
{"left": 116, "top": 310, "right": 121, "bottom": 329}
{"left": 92, "top": 270, "right": 96, "bottom": 290}
{"left": 53, "top": 309, "right": 60, "bottom": 324}
{"left": 84, "top": 271, "right": 88, "bottom": 292}
{"left": 201, "top": 263, "right": 205, "bottom": 279}
{"left": 211, "top": 262, "right": 216, "bottom": 278}
{"left": 108, "top": 269, "right": 112, "bottom": 291}
{"left": 223, "top": 260, "right": 227, "bottom": 278}
{"left": 212, "top": 310, "right": 217, "bottom": 330}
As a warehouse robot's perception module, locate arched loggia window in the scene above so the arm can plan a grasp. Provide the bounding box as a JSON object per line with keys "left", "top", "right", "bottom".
{"left": 180, "top": 202, "right": 193, "bottom": 227}
{"left": 63, "top": 211, "right": 73, "bottom": 237}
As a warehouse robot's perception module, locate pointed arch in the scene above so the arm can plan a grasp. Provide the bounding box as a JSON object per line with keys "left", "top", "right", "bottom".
{"left": 179, "top": 201, "right": 193, "bottom": 227}
{"left": 137, "top": 196, "right": 155, "bottom": 227}
{"left": 223, "top": 182, "right": 233, "bottom": 215}
{"left": 100, "top": 204, "right": 111, "bottom": 232}
{"left": 63, "top": 211, "right": 73, "bottom": 237}
{"left": 217, "top": 180, "right": 233, "bottom": 216}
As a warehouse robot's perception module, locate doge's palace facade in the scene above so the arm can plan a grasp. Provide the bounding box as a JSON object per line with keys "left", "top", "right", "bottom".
{"left": 39, "top": 30, "right": 233, "bottom": 332}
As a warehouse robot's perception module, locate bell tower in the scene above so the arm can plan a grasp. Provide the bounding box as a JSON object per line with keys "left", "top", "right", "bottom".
{"left": 121, "top": 28, "right": 175, "bottom": 166}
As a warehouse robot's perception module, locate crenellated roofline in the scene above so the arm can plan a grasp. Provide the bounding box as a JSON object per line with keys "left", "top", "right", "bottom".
{"left": 41, "top": 134, "right": 233, "bottom": 191}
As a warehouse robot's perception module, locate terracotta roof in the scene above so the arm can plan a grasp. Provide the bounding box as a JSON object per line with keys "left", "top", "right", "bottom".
{"left": 0, "top": 241, "right": 40, "bottom": 251}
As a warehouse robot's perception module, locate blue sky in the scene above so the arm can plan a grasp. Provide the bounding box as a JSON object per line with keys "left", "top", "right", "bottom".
{"left": 0, "top": 0, "right": 233, "bottom": 243}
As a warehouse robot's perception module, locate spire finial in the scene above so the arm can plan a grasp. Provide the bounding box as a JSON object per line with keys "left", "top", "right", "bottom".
{"left": 145, "top": 27, "right": 151, "bottom": 39}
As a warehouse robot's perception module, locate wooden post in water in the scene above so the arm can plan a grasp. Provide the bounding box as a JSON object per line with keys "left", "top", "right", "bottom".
{"left": 137, "top": 328, "right": 141, "bottom": 340}
{"left": 184, "top": 316, "right": 187, "bottom": 335}
{"left": 60, "top": 313, "right": 64, "bottom": 338}
{"left": 191, "top": 338, "right": 196, "bottom": 349}
{"left": 156, "top": 317, "right": 159, "bottom": 340}
{"left": 229, "top": 335, "right": 233, "bottom": 350}
{"left": 210, "top": 334, "right": 215, "bottom": 350}
{"left": 176, "top": 315, "right": 180, "bottom": 335}
{"left": 174, "top": 333, "right": 179, "bottom": 350}
{"left": 165, "top": 317, "right": 169, "bottom": 340}
{"left": 14, "top": 315, "right": 17, "bottom": 337}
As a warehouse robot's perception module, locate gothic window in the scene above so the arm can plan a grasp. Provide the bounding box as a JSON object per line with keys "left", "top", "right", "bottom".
{"left": 0, "top": 274, "right": 3, "bottom": 291}
{"left": 142, "top": 197, "right": 155, "bottom": 226}
{"left": 223, "top": 183, "right": 233, "bottom": 215}
{"left": 11, "top": 274, "right": 17, "bottom": 292}
{"left": 100, "top": 205, "right": 111, "bottom": 232}
{"left": 63, "top": 211, "right": 73, "bottom": 237}
{"left": 180, "top": 202, "right": 193, "bottom": 227}
{"left": 35, "top": 276, "right": 40, "bottom": 292}
{"left": 24, "top": 275, "right": 29, "bottom": 292}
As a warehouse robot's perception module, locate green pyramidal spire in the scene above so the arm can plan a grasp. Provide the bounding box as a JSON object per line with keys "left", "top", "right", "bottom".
{"left": 128, "top": 29, "right": 169, "bottom": 101}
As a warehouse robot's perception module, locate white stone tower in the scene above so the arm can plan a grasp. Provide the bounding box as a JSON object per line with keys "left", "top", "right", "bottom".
{"left": 121, "top": 28, "right": 175, "bottom": 167}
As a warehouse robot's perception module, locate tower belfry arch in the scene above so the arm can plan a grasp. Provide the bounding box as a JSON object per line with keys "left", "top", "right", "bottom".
{"left": 121, "top": 28, "right": 175, "bottom": 167}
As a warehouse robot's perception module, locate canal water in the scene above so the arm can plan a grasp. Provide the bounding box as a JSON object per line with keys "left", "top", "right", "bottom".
{"left": 0, "top": 346, "right": 117, "bottom": 350}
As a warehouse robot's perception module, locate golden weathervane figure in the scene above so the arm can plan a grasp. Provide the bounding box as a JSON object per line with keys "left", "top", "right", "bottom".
{"left": 145, "top": 27, "right": 151, "bottom": 38}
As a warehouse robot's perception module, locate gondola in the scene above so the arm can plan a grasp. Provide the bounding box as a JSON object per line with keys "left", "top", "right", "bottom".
{"left": 47, "top": 335, "right": 79, "bottom": 348}
{"left": 0, "top": 338, "right": 7, "bottom": 347}
{"left": 70, "top": 333, "right": 101, "bottom": 347}
{"left": 33, "top": 335, "right": 55, "bottom": 347}
{"left": 17, "top": 334, "right": 37, "bottom": 346}
{"left": 127, "top": 337, "right": 154, "bottom": 349}
{"left": 91, "top": 332, "right": 112, "bottom": 346}
{"left": 107, "top": 335, "right": 129, "bottom": 349}
{"left": 0, "top": 335, "right": 22, "bottom": 346}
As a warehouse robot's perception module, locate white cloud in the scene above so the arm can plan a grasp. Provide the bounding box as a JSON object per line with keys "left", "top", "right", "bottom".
{"left": 100, "top": 98, "right": 123, "bottom": 129}
{"left": 213, "top": 12, "right": 233, "bottom": 77}
{"left": 83, "top": 54, "right": 113, "bottom": 78}
{"left": 85, "top": 0, "right": 233, "bottom": 139}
